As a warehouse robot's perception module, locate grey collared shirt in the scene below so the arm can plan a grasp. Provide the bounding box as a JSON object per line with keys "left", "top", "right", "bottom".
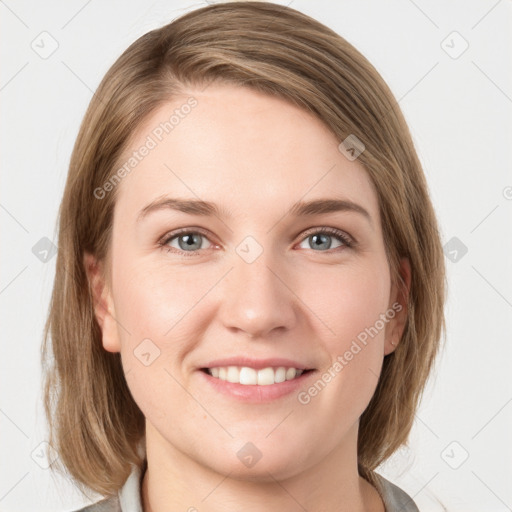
{"left": 73, "top": 463, "right": 419, "bottom": 512}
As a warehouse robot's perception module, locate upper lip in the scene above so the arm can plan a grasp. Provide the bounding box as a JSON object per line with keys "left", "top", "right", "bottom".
{"left": 199, "top": 357, "right": 314, "bottom": 371}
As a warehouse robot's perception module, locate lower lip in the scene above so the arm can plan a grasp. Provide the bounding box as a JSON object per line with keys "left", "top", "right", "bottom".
{"left": 198, "top": 370, "right": 315, "bottom": 403}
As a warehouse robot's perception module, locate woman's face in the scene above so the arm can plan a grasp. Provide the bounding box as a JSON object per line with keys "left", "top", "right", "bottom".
{"left": 93, "top": 83, "right": 408, "bottom": 479}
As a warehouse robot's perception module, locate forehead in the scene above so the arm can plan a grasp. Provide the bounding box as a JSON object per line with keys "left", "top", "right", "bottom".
{"left": 113, "top": 84, "right": 379, "bottom": 224}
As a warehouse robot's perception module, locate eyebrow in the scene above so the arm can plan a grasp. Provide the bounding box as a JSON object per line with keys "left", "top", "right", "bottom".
{"left": 137, "top": 196, "right": 372, "bottom": 226}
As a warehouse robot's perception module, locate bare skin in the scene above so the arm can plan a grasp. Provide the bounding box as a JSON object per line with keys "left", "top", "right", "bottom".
{"left": 86, "top": 83, "right": 410, "bottom": 511}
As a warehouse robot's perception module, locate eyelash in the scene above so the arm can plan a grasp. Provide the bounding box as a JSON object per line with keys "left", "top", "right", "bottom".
{"left": 157, "top": 226, "right": 355, "bottom": 257}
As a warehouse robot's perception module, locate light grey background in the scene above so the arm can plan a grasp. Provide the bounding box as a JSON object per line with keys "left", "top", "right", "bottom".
{"left": 1, "top": 1, "right": 511, "bottom": 511}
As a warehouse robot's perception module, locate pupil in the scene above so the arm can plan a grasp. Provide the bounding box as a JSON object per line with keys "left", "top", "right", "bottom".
{"left": 311, "top": 234, "right": 331, "bottom": 250}
{"left": 180, "top": 233, "right": 201, "bottom": 250}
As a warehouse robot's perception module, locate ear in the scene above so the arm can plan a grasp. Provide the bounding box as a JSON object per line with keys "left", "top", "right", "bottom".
{"left": 384, "top": 257, "right": 411, "bottom": 356}
{"left": 83, "top": 251, "right": 121, "bottom": 353}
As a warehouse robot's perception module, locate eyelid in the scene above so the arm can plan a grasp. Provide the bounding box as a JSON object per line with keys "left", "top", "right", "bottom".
{"left": 157, "top": 226, "right": 212, "bottom": 245}
{"left": 157, "top": 226, "right": 217, "bottom": 254}
{"left": 298, "top": 226, "right": 355, "bottom": 248}
{"left": 157, "top": 225, "right": 356, "bottom": 255}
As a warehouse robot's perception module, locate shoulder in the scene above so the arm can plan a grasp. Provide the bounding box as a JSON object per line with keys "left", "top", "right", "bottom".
{"left": 71, "top": 496, "right": 120, "bottom": 512}
{"left": 70, "top": 460, "right": 144, "bottom": 512}
{"left": 373, "top": 472, "right": 420, "bottom": 512}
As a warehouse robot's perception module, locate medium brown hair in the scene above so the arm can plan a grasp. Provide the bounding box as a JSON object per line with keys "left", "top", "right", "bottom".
{"left": 41, "top": 0, "right": 446, "bottom": 497}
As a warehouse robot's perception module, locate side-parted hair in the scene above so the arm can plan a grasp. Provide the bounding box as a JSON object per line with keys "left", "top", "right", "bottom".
{"left": 41, "top": 0, "right": 446, "bottom": 497}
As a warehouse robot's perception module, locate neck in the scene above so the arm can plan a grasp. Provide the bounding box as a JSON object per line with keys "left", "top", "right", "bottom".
{"left": 140, "top": 422, "right": 384, "bottom": 512}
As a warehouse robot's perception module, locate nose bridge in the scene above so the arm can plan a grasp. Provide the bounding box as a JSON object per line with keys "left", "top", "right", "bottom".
{"left": 219, "top": 238, "right": 296, "bottom": 338}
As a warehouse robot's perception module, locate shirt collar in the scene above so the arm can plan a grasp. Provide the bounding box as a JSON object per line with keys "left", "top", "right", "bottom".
{"left": 116, "top": 446, "right": 417, "bottom": 512}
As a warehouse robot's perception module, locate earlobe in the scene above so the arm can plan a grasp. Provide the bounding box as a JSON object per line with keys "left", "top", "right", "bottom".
{"left": 83, "top": 252, "right": 121, "bottom": 353}
{"left": 384, "top": 257, "right": 411, "bottom": 355}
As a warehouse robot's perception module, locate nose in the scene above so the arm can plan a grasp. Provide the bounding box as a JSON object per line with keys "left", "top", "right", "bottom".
{"left": 217, "top": 247, "right": 298, "bottom": 340}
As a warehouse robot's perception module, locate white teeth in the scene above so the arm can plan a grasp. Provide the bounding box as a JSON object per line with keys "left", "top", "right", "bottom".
{"left": 275, "top": 366, "right": 286, "bottom": 383}
{"left": 239, "top": 367, "right": 257, "bottom": 385}
{"left": 206, "top": 366, "right": 305, "bottom": 385}
{"left": 257, "top": 367, "right": 275, "bottom": 385}
{"left": 226, "top": 366, "right": 240, "bottom": 383}
{"left": 286, "top": 367, "right": 297, "bottom": 380}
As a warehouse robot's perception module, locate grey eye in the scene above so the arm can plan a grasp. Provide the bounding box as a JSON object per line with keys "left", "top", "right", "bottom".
{"left": 168, "top": 232, "right": 211, "bottom": 252}
{"left": 298, "top": 233, "right": 344, "bottom": 251}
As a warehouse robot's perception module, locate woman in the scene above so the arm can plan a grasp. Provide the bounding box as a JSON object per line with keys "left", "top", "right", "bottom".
{"left": 41, "top": 2, "right": 446, "bottom": 511}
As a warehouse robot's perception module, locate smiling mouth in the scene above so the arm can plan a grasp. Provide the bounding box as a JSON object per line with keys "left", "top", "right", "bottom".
{"left": 201, "top": 366, "right": 313, "bottom": 386}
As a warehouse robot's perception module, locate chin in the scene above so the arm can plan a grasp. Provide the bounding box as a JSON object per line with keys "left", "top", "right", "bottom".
{"left": 200, "top": 439, "right": 314, "bottom": 482}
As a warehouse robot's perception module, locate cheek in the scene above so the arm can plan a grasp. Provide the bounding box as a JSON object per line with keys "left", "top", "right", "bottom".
{"left": 111, "top": 256, "right": 224, "bottom": 383}
{"left": 299, "top": 261, "right": 390, "bottom": 413}
{"left": 301, "top": 259, "right": 391, "bottom": 349}
{"left": 113, "top": 256, "right": 210, "bottom": 337}
{"left": 111, "top": 261, "right": 211, "bottom": 422}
